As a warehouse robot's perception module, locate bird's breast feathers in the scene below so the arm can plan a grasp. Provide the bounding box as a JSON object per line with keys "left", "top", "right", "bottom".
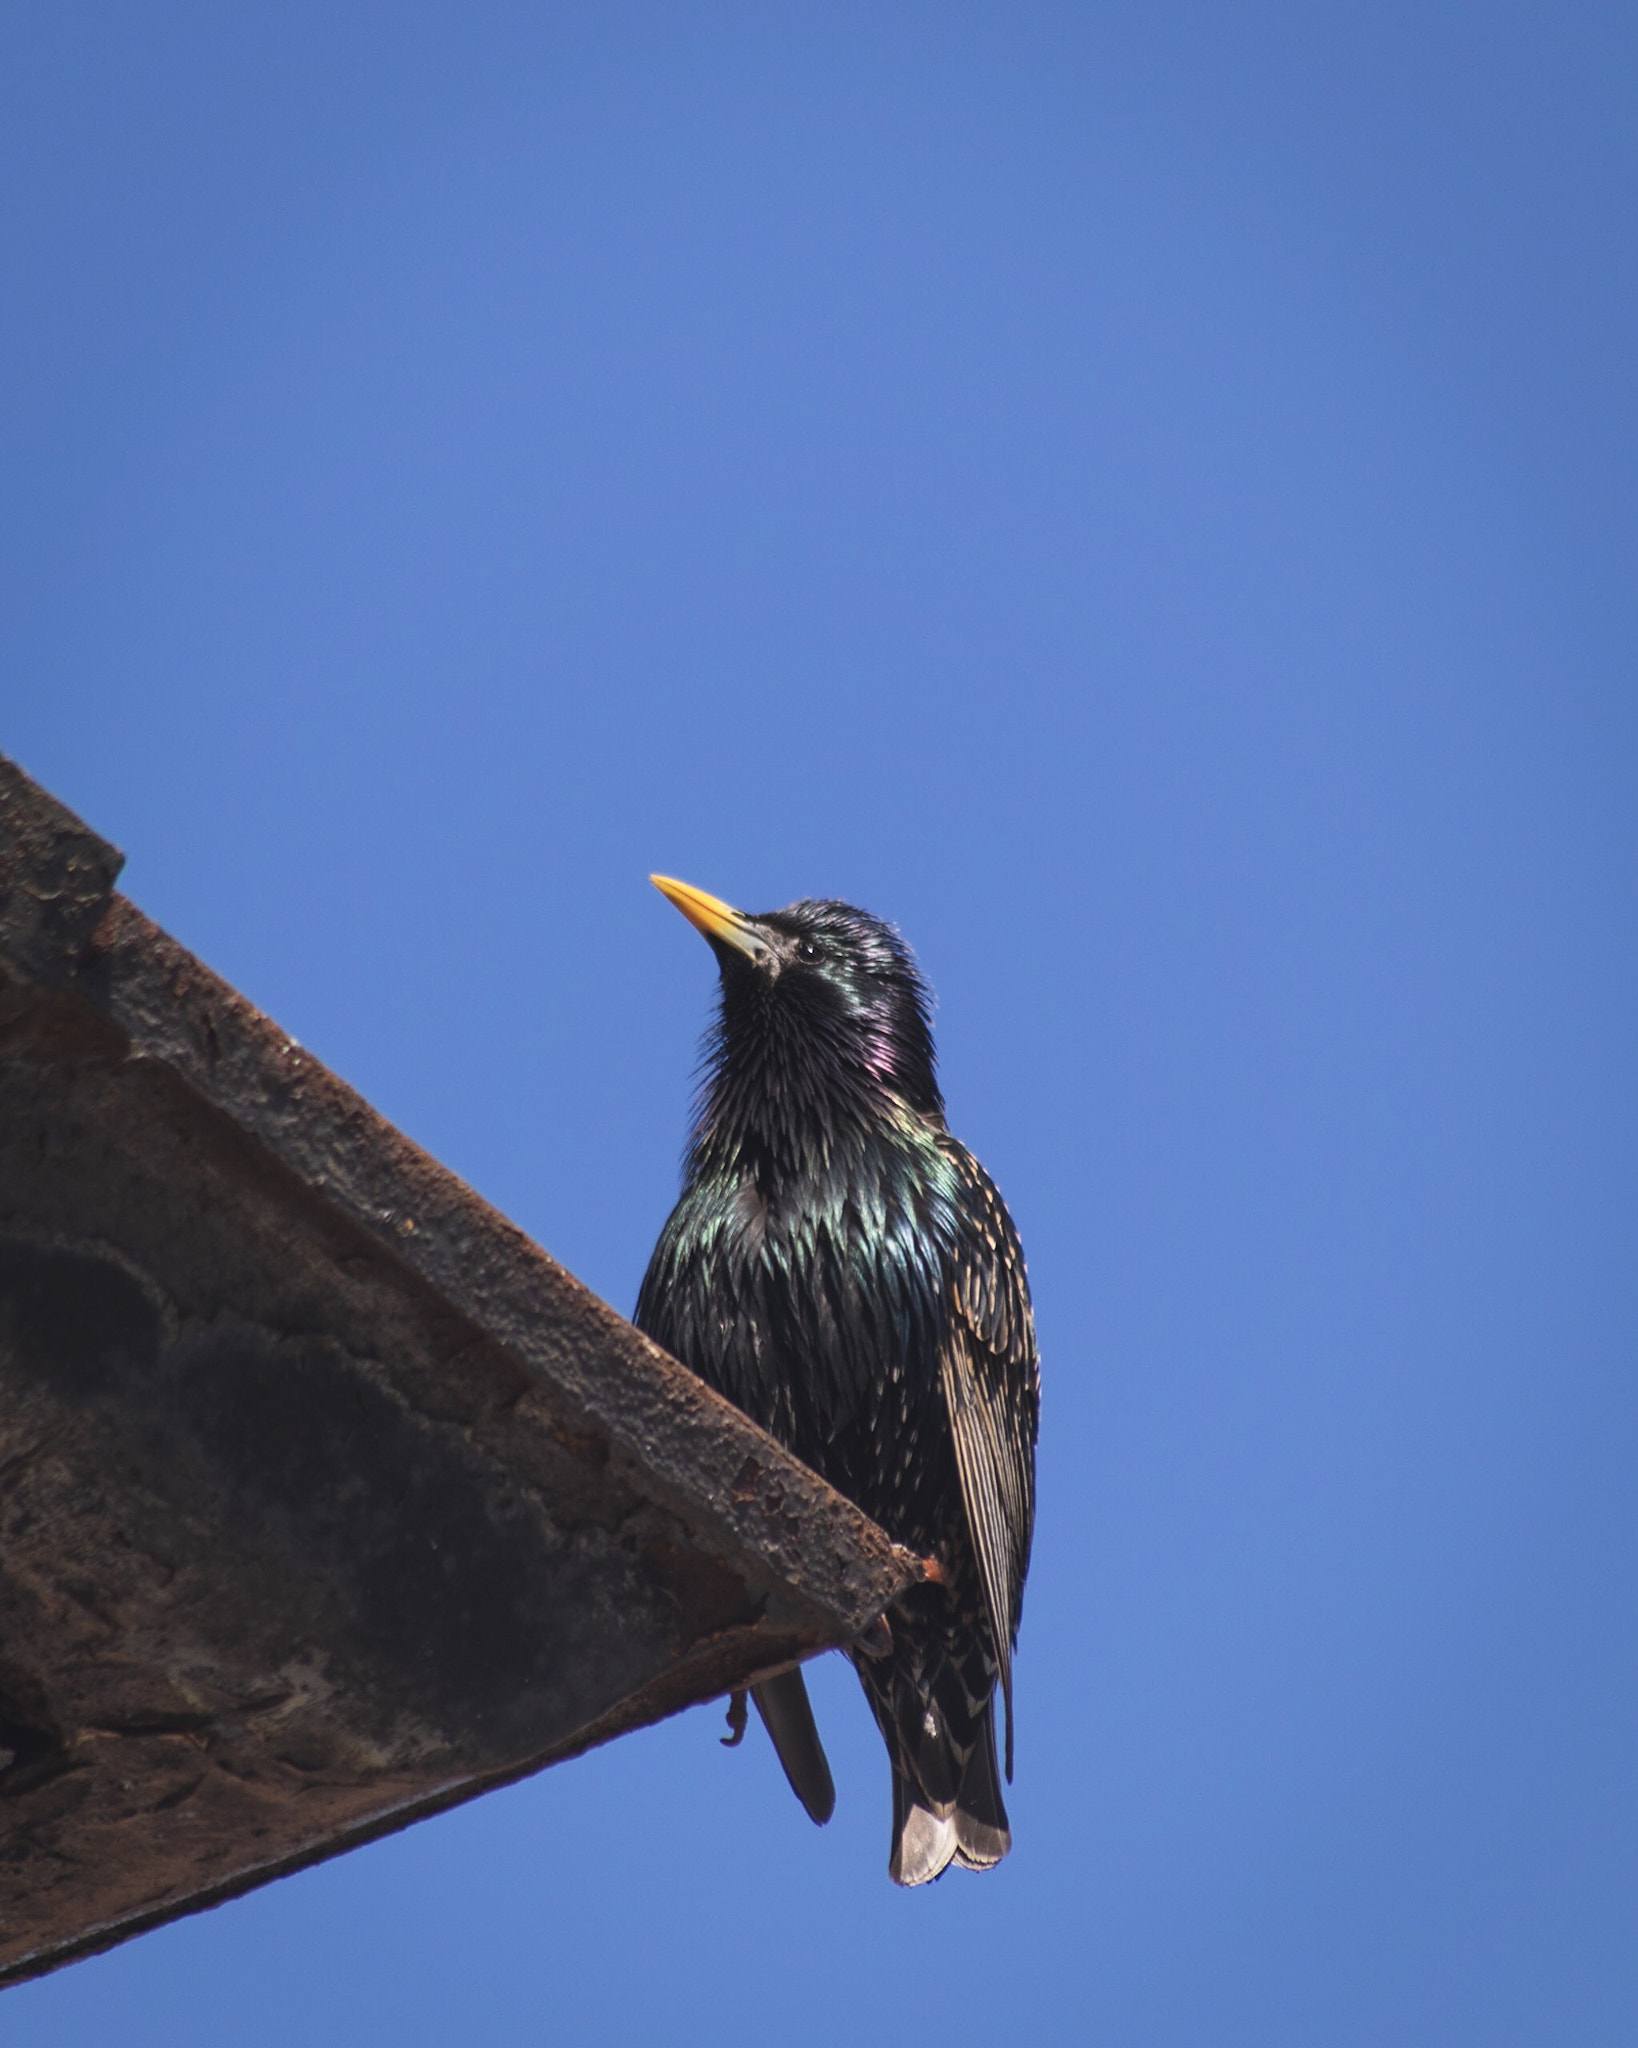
{"left": 648, "top": 1124, "right": 962, "bottom": 1435}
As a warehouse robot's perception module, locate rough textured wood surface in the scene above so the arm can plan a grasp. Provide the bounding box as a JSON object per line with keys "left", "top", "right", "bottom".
{"left": 0, "top": 756, "right": 918, "bottom": 1987}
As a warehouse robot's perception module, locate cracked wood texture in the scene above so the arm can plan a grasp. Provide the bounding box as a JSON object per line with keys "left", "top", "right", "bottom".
{"left": 0, "top": 755, "right": 918, "bottom": 1988}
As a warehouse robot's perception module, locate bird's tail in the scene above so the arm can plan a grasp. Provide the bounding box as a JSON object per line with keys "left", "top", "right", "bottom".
{"left": 752, "top": 1668, "right": 836, "bottom": 1825}
{"left": 888, "top": 1695, "right": 1011, "bottom": 1886}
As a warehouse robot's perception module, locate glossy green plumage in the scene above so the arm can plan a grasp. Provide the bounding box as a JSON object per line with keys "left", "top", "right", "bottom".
{"left": 637, "top": 895, "right": 1039, "bottom": 1883}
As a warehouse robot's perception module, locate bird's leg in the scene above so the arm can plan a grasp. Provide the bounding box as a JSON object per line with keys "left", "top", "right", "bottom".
{"left": 720, "top": 1688, "right": 749, "bottom": 1747}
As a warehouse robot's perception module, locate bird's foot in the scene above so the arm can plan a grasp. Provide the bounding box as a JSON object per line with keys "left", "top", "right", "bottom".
{"left": 720, "top": 1689, "right": 749, "bottom": 1747}
{"left": 855, "top": 1614, "right": 894, "bottom": 1659}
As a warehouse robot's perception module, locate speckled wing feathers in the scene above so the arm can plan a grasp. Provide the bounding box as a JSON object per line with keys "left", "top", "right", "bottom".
{"left": 634, "top": 888, "right": 1040, "bottom": 1881}
{"left": 937, "top": 1139, "right": 1039, "bottom": 1779}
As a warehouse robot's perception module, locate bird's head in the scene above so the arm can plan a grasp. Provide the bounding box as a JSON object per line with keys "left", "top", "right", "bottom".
{"left": 650, "top": 876, "right": 943, "bottom": 1141}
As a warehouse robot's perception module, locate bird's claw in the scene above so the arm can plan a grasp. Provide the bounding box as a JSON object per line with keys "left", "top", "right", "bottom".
{"left": 720, "top": 1688, "right": 749, "bottom": 1747}
{"left": 855, "top": 1614, "right": 894, "bottom": 1659}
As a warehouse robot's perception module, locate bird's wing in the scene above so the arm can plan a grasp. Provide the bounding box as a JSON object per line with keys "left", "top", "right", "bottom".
{"left": 937, "top": 1140, "right": 1040, "bottom": 1780}
{"left": 751, "top": 1669, "right": 835, "bottom": 1826}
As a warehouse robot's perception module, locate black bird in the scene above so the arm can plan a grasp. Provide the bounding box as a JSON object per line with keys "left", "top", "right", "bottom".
{"left": 635, "top": 877, "right": 1039, "bottom": 1885}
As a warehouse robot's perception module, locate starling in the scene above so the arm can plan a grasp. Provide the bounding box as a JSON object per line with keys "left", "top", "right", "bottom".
{"left": 635, "top": 877, "right": 1040, "bottom": 1885}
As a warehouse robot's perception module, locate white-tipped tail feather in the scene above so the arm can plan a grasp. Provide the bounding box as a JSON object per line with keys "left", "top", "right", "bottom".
{"left": 892, "top": 1799, "right": 960, "bottom": 1887}
{"left": 886, "top": 1693, "right": 1013, "bottom": 1886}
{"left": 954, "top": 1808, "right": 1011, "bottom": 1871}
{"left": 890, "top": 1796, "right": 1012, "bottom": 1886}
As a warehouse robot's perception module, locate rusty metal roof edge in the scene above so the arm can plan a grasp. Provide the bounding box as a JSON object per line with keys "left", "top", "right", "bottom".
{"left": 0, "top": 753, "right": 921, "bottom": 1639}
{"left": 0, "top": 1626, "right": 814, "bottom": 1993}
{"left": 0, "top": 753, "right": 124, "bottom": 988}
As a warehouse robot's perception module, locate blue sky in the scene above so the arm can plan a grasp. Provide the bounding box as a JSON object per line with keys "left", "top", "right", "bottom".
{"left": 4, "top": 5, "right": 1635, "bottom": 2042}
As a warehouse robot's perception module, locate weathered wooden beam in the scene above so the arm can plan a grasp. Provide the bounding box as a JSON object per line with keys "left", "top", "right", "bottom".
{"left": 0, "top": 755, "right": 918, "bottom": 1988}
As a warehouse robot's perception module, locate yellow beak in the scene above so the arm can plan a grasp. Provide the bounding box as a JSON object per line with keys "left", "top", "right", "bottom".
{"left": 650, "top": 875, "right": 774, "bottom": 965}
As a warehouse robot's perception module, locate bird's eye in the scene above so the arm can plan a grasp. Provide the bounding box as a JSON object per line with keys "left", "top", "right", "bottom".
{"left": 795, "top": 937, "right": 822, "bottom": 964}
